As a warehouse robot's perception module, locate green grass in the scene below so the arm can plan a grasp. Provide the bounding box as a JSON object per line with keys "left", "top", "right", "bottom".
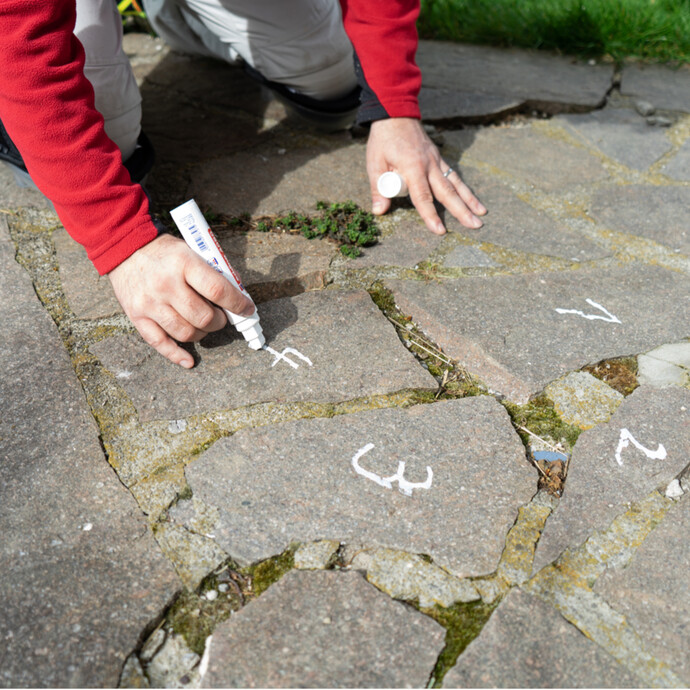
{"left": 418, "top": 0, "right": 690, "bottom": 62}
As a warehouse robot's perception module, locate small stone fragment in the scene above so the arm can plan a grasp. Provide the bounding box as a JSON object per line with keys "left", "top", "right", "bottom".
{"left": 119, "top": 654, "right": 150, "bottom": 688}
{"left": 168, "top": 419, "right": 187, "bottom": 434}
{"left": 144, "top": 634, "right": 200, "bottom": 689}
{"left": 545, "top": 371, "right": 624, "bottom": 429}
{"left": 665, "top": 478, "right": 684, "bottom": 499}
{"left": 351, "top": 547, "right": 480, "bottom": 608}
{"left": 139, "top": 628, "right": 166, "bottom": 663}
{"left": 205, "top": 590, "right": 218, "bottom": 601}
{"left": 646, "top": 115, "right": 672, "bottom": 127}
{"left": 294, "top": 540, "right": 340, "bottom": 570}
{"left": 634, "top": 100, "right": 655, "bottom": 117}
{"left": 638, "top": 342, "right": 690, "bottom": 389}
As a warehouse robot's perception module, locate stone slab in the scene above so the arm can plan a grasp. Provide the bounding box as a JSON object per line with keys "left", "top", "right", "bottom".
{"left": 387, "top": 264, "right": 690, "bottom": 403}
{"left": 588, "top": 185, "right": 690, "bottom": 254}
{"left": 638, "top": 341, "right": 690, "bottom": 388}
{"left": 557, "top": 107, "right": 673, "bottom": 171}
{"left": 417, "top": 41, "right": 614, "bottom": 113}
{"left": 533, "top": 386, "right": 690, "bottom": 573}
{"left": 0, "top": 218, "right": 179, "bottom": 688}
{"left": 349, "top": 213, "right": 444, "bottom": 268}
{"left": 621, "top": 63, "right": 690, "bottom": 113}
{"left": 661, "top": 140, "right": 690, "bottom": 181}
{"left": 595, "top": 496, "right": 690, "bottom": 685}
{"left": 443, "top": 245, "right": 498, "bottom": 268}
{"left": 544, "top": 371, "right": 624, "bottom": 430}
{"left": 177, "top": 397, "right": 535, "bottom": 577}
{"left": 91, "top": 290, "right": 436, "bottom": 421}
{"left": 447, "top": 125, "right": 610, "bottom": 193}
{"left": 443, "top": 588, "right": 642, "bottom": 688}
{"left": 450, "top": 168, "right": 609, "bottom": 261}
{"left": 0, "top": 164, "right": 53, "bottom": 210}
{"left": 190, "top": 140, "right": 371, "bottom": 218}
{"left": 53, "top": 227, "right": 123, "bottom": 319}
{"left": 419, "top": 86, "right": 521, "bottom": 121}
{"left": 203, "top": 570, "right": 445, "bottom": 688}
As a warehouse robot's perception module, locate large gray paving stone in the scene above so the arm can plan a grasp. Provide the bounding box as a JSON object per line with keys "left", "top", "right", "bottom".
{"left": 556, "top": 107, "right": 673, "bottom": 171}
{"left": 453, "top": 168, "right": 609, "bottom": 261}
{"left": 588, "top": 185, "right": 690, "bottom": 254}
{"left": 387, "top": 264, "right": 690, "bottom": 403}
{"left": 176, "top": 397, "right": 535, "bottom": 576}
{"left": 443, "top": 588, "right": 642, "bottom": 688}
{"left": 595, "top": 496, "right": 690, "bottom": 685}
{"left": 0, "top": 218, "right": 179, "bottom": 688}
{"left": 661, "top": 140, "right": 690, "bottom": 181}
{"left": 189, "top": 139, "right": 371, "bottom": 217}
{"left": 416, "top": 41, "right": 614, "bottom": 120}
{"left": 202, "top": 570, "right": 445, "bottom": 688}
{"left": 533, "top": 386, "right": 690, "bottom": 573}
{"left": 447, "top": 125, "right": 610, "bottom": 192}
{"left": 91, "top": 290, "right": 435, "bottom": 421}
{"left": 621, "top": 63, "right": 690, "bottom": 113}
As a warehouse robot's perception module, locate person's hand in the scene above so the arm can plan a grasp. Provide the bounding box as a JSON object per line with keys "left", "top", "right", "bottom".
{"left": 108, "top": 234, "right": 255, "bottom": 368}
{"left": 367, "top": 117, "right": 487, "bottom": 234}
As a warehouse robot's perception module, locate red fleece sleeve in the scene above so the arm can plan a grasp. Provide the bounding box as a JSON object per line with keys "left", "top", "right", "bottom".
{"left": 0, "top": 0, "right": 158, "bottom": 275}
{"left": 339, "top": 0, "right": 422, "bottom": 120}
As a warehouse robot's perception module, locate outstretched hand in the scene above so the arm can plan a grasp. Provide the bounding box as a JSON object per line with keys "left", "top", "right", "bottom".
{"left": 366, "top": 117, "right": 487, "bottom": 234}
{"left": 108, "top": 234, "right": 255, "bottom": 368}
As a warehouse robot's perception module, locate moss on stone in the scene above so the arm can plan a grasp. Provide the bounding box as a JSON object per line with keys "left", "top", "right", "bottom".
{"left": 243, "top": 544, "right": 298, "bottom": 597}
{"left": 423, "top": 598, "right": 500, "bottom": 688}
{"left": 583, "top": 356, "right": 639, "bottom": 396}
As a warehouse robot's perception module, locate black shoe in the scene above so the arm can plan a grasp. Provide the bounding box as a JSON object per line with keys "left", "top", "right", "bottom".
{"left": 0, "top": 122, "right": 155, "bottom": 186}
{"left": 243, "top": 63, "right": 361, "bottom": 132}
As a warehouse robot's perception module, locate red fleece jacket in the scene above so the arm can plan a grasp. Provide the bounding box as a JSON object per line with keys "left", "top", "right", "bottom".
{"left": 0, "top": 0, "right": 421, "bottom": 275}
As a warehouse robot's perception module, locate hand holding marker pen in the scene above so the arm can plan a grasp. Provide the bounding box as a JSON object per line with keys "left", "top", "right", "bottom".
{"left": 170, "top": 199, "right": 265, "bottom": 351}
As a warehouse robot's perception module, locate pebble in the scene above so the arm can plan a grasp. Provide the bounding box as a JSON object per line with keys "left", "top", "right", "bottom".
{"left": 646, "top": 115, "right": 672, "bottom": 127}
{"left": 206, "top": 590, "right": 218, "bottom": 601}
{"left": 634, "top": 99, "right": 655, "bottom": 117}
{"left": 665, "top": 479, "right": 684, "bottom": 499}
{"left": 168, "top": 419, "right": 187, "bottom": 434}
{"left": 218, "top": 583, "right": 229, "bottom": 593}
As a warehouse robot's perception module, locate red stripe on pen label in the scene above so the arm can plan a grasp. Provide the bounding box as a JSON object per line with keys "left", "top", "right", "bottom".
{"left": 207, "top": 226, "right": 245, "bottom": 292}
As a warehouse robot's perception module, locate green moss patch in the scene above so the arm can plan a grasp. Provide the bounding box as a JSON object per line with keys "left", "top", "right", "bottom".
{"left": 583, "top": 356, "right": 639, "bottom": 396}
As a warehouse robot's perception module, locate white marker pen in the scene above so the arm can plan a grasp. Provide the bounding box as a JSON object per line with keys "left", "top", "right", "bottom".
{"left": 170, "top": 199, "right": 265, "bottom": 350}
{"left": 377, "top": 171, "right": 408, "bottom": 198}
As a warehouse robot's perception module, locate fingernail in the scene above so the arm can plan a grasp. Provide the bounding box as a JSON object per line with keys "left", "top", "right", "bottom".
{"left": 372, "top": 201, "right": 384, "bottom": 214}
{"left": 476, "top": 203, "right": 487, "bottom": 215}
{"left": 436, "top": 221, "right": 446, "bottom": 234}
{"left": 472, "top": 217, "right": 483, "bottom": 228}
{"left": 180, "top": 357, "right": 194, "bottom": 369}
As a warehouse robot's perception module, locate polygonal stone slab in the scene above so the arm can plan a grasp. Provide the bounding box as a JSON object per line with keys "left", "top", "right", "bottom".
{"left": 620, "top": 63, "right": 690, "bottom": 113}
{"left": 447, "top": 125, "right": 610, "bottom": 192}
{"left": 0, "top": 219, "right": 179, "bottom": 688}
{"left": 202, "top": 570, "right": 445, "bottom": 688}
{"left": 595, "top": 497, "right": 690, "bottom": 685}
{"left": 387, "top": 264, "right": 690, "bottom": 403}
{"left": 533, "top": 386, "right": 690, "bottom": 573}
{"left": 588, "top": 185, "right": 690, "bottom": 254}
{"left": 91, "top": 290, "right": 436, "bottom": 421}
{"left": 443, "top": 589, "right": 642, "bottom": 688}
{"left": 638, "top": 341, "right": 690, "bottom": 388}
{"left": 189, "top": 140, "right": 371, "bottom": 217}
{"left": 556, "top": 108, "right": 673, "bottom": 171}
{"left": 416, "top": 41, "right": 614, "bottom": 116}
{"left": 177, "top": 398, "right": 535, "bottom": 576}
{"left": 661, "top": 141, "right": 690, "bottom": 181}
{"left": 449, "top": 168, "right": 609, "bottom": 261}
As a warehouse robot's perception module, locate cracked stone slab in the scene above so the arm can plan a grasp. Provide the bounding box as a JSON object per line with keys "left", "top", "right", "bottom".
{"left": 387, "top": 264, "right": 690, "bottom": 403}
{"left": 202, "top": 570, "right": 445, "bottom": 688}
{"left": 544, "top": 371, "right": 624, "bottom": 429}
{"left": 348, "top": 212, "right": 444, "bottom": 268}
{"left": 446, "top": 124, "right": 610, "bottom": 192}
{"left": 91, "top": 290, "right": 434, "bottom": 421}
{"left": 661, "top": 140, "right": 690, "bottom": 182}
{"left": 416, "top": 41, "right": 614, "bottom": 119}
{"left": 556, "top": 107, "right": 673, "bottom": 171}
{"left": 449, "top": 167, "right": 609, "bottom": 261}
{"left": 638, "top": 341, "right": 690, "bottom": 388}
{"left": 533, "top": 386, "right": 690, "bottom": 573}
{"left": 588, "top": 185, "right": 690, "bottom": 254}
{"left": 595, "top": 496, "right": 690, "bottom": 685}
{"left": 443, "top": 588, "right": 642, "bottom": 688}
{"left": 178, "top": 397, "right": 534, "bottom": 576}
{"left": 443, "top": 245, "right": 499, "bottom": 268}
{"left": 620, "top": 63, "right": 690, "bottom": 113}
{"left": 0, "top": 218, "right": 179, "bottom": 688}
{"left": 190, "top": 139, "right": 371, "bottom": 218}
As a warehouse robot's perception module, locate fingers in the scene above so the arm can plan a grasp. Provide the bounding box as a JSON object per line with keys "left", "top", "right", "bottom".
{"left": 430, "top": 166, "right": 484, "bottom": 230}
{"left": 135, "top": 316, "right": 195, "bottom": 369}
{"left": 184, "top": 258, "right": 255, "bottom": 318}
{"left": 406, "top": 165, "right": 447, "bottom": 235}
{"left": 367, "top": 153, "right": 392, "bottom": 217}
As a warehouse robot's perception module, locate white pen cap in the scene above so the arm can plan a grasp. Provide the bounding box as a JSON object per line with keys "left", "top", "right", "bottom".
{"left": 377, "top": 171, "right": 408, "bottom": 198}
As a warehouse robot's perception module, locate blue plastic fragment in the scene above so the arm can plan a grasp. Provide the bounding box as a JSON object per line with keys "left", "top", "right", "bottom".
{"left": 533, "top": 450, "right": 568, "bottom": 463}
